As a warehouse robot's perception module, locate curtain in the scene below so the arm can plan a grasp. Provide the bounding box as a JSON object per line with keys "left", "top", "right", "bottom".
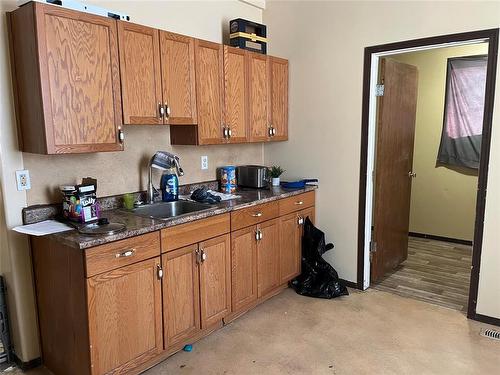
{"left": 437, "top": 56, "right": 487, "bottom": 169}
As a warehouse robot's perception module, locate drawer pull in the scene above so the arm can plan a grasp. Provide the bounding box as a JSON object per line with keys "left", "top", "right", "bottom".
{"left": 251, "top": 212, "right": 263, "bottom": 217}
{"left": 115, "top": 249, "right": 135, "bottom": 258}
{"left": 294, "top": 201, "right": 304, "bottom": 206}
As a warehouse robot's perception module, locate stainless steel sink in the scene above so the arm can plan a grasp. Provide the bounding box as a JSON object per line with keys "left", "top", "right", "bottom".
{"left": 132, "top": 200, "right": 212, "bottom": 220}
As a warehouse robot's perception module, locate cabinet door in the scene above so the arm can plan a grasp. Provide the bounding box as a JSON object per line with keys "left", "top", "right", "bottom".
{"left": 37, "top": 4, "right": 123, "bottom": 153}
{"left": 269, "top": 57, "right": 289, "bottom": 141}
{"left": 160, "top": 31, "right": 197, "bottom": 125}
{"left": 195, "top": 39, "right": 224, "bottom": 145}
{"left": 279, "top": 212, "right": 302, "bottom": 284}
{"left": 248, "top": 52, "right": 270, "bottom": 142}
{"left": 223, "top": 46, "right": 248, "bottom": 143}
{"left": 199, "top": 234, "right": 231, "bottom": 328}
{"left": 87, "top": 257, "right": 162, "bottom": 375}
{"left": 163, "top": 245, "right": 201, "bottom": 349}
{"left": 257, "top": 218, "right": 280, "bottom": 298}
{"left": 231, "top": 226, "right": 257, "bottom": 312}
{"left": 117, "top": 22, "right": 162, "bottom": 125}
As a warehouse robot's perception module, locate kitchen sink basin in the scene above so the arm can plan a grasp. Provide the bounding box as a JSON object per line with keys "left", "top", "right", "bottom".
{"left": 132, "top": 200, "right": 212, "bottom": 219}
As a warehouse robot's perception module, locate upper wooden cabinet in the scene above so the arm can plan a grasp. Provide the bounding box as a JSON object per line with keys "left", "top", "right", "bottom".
{"left": 8, "top": 2, "right": 124, "bottom": 154}
{"left": 160, "top": 31, "right": 197, "bottom": 125}
{"left": 223, "top": 46, "right": 249, "bottom": 143}
{"left": 117, "top": 22, "right": 163, "bottom": 125}
{"left": 269, "top": 56, "right": 289, "bottom": 141}
{"left": 117, "top": 25, "right": 197, "bottom": 126}
{"left": 248, "top": 52, "right": 270, "bottom": 142}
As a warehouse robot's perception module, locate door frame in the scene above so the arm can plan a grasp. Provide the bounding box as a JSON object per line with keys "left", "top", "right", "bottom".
{"left": 357, "top": 29, "right": 499, "bottom": 321}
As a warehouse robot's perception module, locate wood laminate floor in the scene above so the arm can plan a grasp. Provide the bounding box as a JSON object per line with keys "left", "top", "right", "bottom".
{"left": 373, "top": 236, "right": 472, "bottom": 312}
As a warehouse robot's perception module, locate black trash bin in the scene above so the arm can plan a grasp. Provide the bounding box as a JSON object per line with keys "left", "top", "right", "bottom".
{"left": 290, "top": 217, "right": 349, "bottom": 299}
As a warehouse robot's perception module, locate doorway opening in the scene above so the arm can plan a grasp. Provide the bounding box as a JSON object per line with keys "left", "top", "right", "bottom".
{"left": 357, "top": 29, "right": 499, "bottom": 321}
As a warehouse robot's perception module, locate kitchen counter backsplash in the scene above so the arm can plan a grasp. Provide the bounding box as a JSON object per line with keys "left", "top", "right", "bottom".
{"left": 22, "top": 180, "right": 219, "bottom": 225}
{"left": 24, "top": 183, "right": 317, "bottom": 250}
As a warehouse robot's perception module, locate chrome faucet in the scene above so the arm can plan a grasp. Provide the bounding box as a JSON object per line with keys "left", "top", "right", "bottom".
{"left": 147, "top": 151, "right": 184, "bottom": 204}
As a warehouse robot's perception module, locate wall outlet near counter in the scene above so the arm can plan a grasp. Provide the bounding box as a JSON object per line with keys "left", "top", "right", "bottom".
{"left": 16, "top": 169, "right": 31, "bottom": 191}
{"left": 201, "top": 156, "right": 208, "bottom": 170}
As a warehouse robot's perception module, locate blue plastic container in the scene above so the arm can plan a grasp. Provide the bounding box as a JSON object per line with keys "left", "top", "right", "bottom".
{"left": 160, "top": 170, "right": 179, "bottom": 202}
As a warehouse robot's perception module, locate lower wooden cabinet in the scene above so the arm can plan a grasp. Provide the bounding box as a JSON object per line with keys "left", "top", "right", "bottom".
{"left": 87, "top": 257, "right": 163, "bottom": 375}
{"left": 199, "top": 234, "right": 232, "bottom": 327}
{"left": 163, "top": 245, "right": 201, "bottom": 349}
{"left": 231, "top": 226, "right": 258, "bottom": 311}
{"left": 162, "top": 233, "right": 231, "bottom": 350}
{"left": 279, "top": 207, "right": 315, "bottom": 284}
{"left": 256, "top": 218, "right": 281, "bottom": 298}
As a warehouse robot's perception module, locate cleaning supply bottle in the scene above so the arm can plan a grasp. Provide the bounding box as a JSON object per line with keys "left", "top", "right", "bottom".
{"left": 160, "top": 168, "right": 179, "bottom": 202}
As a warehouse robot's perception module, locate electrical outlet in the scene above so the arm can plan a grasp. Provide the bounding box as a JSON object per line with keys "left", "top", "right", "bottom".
{"left": 201, "top": 156, "right": 208, "bottom": 170}
{"left": 16, "top": 170, "right": 31, "bottom": 191}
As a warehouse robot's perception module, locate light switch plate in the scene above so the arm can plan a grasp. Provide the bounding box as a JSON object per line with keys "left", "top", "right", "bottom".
{"left": 16, "top": 170, "right": 31, "bottom": 191}
{"left": 201, "top": 156, "right": 208, "bottom": 170}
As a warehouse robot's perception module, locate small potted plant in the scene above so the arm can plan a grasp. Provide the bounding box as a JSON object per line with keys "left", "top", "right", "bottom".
{"left": 268, "top": 166, "right": 285, "bottom": 187}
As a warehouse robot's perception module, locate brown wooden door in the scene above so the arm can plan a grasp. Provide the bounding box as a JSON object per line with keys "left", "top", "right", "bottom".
{"left": 248, "top": 52, "right": 270, "bottom": 142}
{"left": 199, "top": 234, "right": 231, "bottom": 328}
{"left": 36, "top": 4, "right": 123, "bottom": 153}
{"left": 372, "top": 58, "right": 418, "bottom": 282}
{"left": 231, "top": 225, "right": 258, "bottom": 312}
{"left": 223, "top": 46, "right": 249, "bottom": 143}
{"left": 117, "top": 22, "right": 163, "bottom": 125}
{"left": 163, "top": 245, "right": 201, "bottom": 349}
{"left": 257, "top": 219, "right": 280, "bottom": 297}
{"left": 269, "top": 56, "right": 289, "bottom": 141}
{"left": 87, "top": 257, "right": 162, "bottom": 375}
{"left": 195, "top": 39, "right": 224, "bottom": 145}
{"left": 160, "top": 31, "right": 197, "bottom": 125}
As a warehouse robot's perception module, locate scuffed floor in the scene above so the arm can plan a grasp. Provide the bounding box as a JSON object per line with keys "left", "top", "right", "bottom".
{"left": 20, "top": 288, "right": 500, "bottom": 375}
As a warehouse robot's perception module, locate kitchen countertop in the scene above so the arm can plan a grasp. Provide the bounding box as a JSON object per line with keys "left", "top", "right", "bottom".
{"left": 45, "top": 186, "right": 317, "bottom": 250}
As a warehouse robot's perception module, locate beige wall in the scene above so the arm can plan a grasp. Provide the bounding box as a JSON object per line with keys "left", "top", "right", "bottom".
{"left": 263, "top": 1, "right": 500, "bottom": 319}
{"left": 391, "top": 44, "right": 487, "bottom": 241}
{"left": 0, "top": 0, "right": 263, "bottom": 361}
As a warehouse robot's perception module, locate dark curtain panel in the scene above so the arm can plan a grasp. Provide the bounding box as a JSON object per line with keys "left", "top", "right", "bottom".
{"left": 437, "top": 55, "right": 488, "bottom": 169}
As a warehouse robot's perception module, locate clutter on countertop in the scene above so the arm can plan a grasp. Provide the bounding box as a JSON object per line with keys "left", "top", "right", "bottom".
{"left": 61, "top": 177, "right": 99, "bottom": 223}
{"left": 219, "top": 166, "right": 237, "bottom": 194}
{"left": 236, "top": 165, "right": 269, "bottom": 188}
{"left": 13, "top": 220, "right": 73, "bottom": 236}
{"left": 281, "top": 179, "right": 319, "bottom": 189}
{"left": 189, "top": 187, "right": 241, "bottom": 204}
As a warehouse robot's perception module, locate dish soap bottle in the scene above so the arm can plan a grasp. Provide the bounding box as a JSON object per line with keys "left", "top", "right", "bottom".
{"left": 160, "top": 168, "right": 179, "bottom": 202}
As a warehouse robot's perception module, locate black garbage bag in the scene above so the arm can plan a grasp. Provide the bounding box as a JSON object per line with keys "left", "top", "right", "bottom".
{"left": 290, "top": 217, "right": 349, "bottom": 298}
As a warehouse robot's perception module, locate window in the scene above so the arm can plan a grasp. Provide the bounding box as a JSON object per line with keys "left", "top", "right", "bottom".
{"left": 437, "top": 55, "right": 487, "bottom": 169}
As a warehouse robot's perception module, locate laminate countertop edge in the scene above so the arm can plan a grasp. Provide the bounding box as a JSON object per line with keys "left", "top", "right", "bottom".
{"left": 41, "top": 186, "right": 317, "bottom": 250}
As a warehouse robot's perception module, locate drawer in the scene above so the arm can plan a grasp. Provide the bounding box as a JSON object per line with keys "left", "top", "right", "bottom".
{"left": 231, "top": 201, "right": 279, "bottom": 231}
{"left": 279, "top": 191, "right": 315, "bottom": 216}
{"left": 161, "top": 213, "right": 230, "bottom": 253}
{"left": 85, "top": 232, "right": 160, "bottom": 277}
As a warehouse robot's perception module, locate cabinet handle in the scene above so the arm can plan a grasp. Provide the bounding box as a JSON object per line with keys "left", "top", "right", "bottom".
{"left": 259, "top": 230, "right": 263, "bottom": 240}
{"left": 272, "top": 127, "right": 277, "bottom": 136}
{"left": 251, "top": 212, "right": 263, "bottom": 217}
{"left": 297, "top": 215, "right": 304, "bottom": 225}
{"left": 118, "top": 129, "right": 124, "bottom": 143}
{"left": 157, "top": 264, "right": 163, "bottom": 279}
{"left": 164, "top": 102, "right": 171, "bottom": 119}
{"left": 159, "top": 102, "right": 165, "bottom": 119}
{"left": 294, "top": 201, "right": 304, "bottom": 206}
{"left": 222, "top": 127, "right": 228, "bottom": 138}
{"left": 268, "top": 126, "right": 273, "bottom": 137}
{"left": 115, "top": 249, "right": 135, "bottom": 258}
{"left": 228, "top": 128, "right": 232, "bottom": 138}
{"left": 255, "top": 229, "right": 263, "bottom": 241}
{"left": 201, "top": 249, "right": 207, "bottom": 262}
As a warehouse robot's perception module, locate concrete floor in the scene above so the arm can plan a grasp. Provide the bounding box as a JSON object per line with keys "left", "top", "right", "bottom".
{"left": 18, "top": 288, "right": 500, "bottom": 375}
